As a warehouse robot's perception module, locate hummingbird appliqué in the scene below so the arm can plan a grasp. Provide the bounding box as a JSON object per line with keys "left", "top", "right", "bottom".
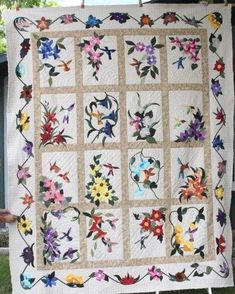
{"left": 177, "top": 157, "right": 189, "bottom": 179}
{"left": 60, "top": 227, "right": 73, "bottom": 241}
{"left": 100, "top": 47, "right": 116, "bottom": 60}
{"left": 58, "top": 171, "right": 70, "bottom": 183}
{"left": 130, "top": 58, "right": 142, "bottom": 76}
{"left": 103, "top": 163, "right": 119, "bottom": 176}
{"left": 101, "top": 237, "right": 118, "bottom": 253}
{"left": 135, "top": 235, "right": 148, "bottom": 250}
{"left": 50, "top": 161, "right": 61, "bottom": 173}
{"left": 185, "top": 223, "right": 198, "bottom": 242}
{"left": 60, "top": 103, "right": 75, "bottom": 124}
{"left": 172, "top": 57, "right": 186, "bottom": 69}
{"left": 57, "top": 59, "right": 72, "bottom": 71}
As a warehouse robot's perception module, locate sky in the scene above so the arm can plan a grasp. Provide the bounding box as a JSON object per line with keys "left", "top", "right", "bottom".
{"left": 57, "top": 0, "right": 139, "bottom": 6}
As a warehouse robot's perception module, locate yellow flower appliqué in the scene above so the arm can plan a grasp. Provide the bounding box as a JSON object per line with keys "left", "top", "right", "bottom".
{"left": 89, "top": 177, "right": 114, "bottom": 203}
{"left": 175, "top": 233, "right": 185, "bottom": 245}
{"left": 174, "top": 224, "right": 183, "bottom": 234}
{"left": 18, "top": 216, "right": 32, "bottom": 235}
{"left": 65, "top": 273, "right": 84, "bottom": 285}
{"left": 215, "top": 185, "right": 224, "bottom": 199}
{"left": 183, "top": 240, "right": 194, "bottom": 252}
{"left": 19, "top": 112, "right": 30, "bottom": 131}
{"left": 208, "top": 13, "right": 221, "bottom": 30}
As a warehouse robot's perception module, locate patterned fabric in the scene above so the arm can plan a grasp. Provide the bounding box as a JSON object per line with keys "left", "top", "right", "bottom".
{"left": 3, "top": 4, "right": 234, "bottom": 293}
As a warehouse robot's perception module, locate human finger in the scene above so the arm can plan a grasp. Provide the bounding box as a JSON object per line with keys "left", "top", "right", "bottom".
{"left": 5, "top": 214, "right": 17, "bottom": 223}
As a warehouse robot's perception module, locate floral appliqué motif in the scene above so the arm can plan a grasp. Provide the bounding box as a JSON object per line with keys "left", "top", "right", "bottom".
{"left": 78, "top": 32, "right": 116, "bottom": 81}
{"left": 174, "top": 106, "right": 206, "bottom": 142}
{"left": 35, "top": 35, "right": 71, "bottom": 86}
{"left": 126, "top": 36, "right": 164, "bottom": 81}
{"left": 84, "top": 209, "right": 119, "bottom": 257}
{"left": 129, "top": 149, "right": 163, "bottom": 199}
{"left": 177, "top": 158, "right": 208, "bottom": 202}
{"left": 40, "top": 101, "right": 74, "bottom": 147}
{"left": 170, "top": 36, "right": 201, "bottom": 71}
{"left": 40, "top": 208, "right": 80, "bottom": 265}
{"left": 86, "top": 154, "right": 119, "bottom": 207}
{"left": 40, "top": 161, "right": 73, "bottom": 207}
{"left": 128, "top": 92, "right": 160, "bottom": 143}
{"left": 134, "top": 208, "right": 166, "bottom": 249}
{"left": 85, "top": 92, "right": 119, "bottom": 145}
{"left": 170, "top": 207, "right": 206, "bottom": 258}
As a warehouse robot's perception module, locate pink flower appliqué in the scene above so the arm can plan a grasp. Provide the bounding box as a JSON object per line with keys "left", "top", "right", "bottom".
{"left": 17, "top": 166, "right": 31, "bottom": 182}
{"left": 148, "top": 266, "right": 163, "bottom": 280}
{"left": 43, "top": 187, "right": 64, "bottom": 204}
{"left": 130, "top": 116, "right": 142, "bottom": 131}
{"left": 95, "top": 270, "right": 105, "bottom": 281}
{"left": 83, "top": 44, "right": 93, "bottom": 54}
{"left": 184, "top": 44, "right": 196, "bottom": 55}
{"left": 191, "top": 53, "right": 200, "bottom": 62}
{"left": 62, "top": 14, "right": 74, "bottom": 24}
{"left": 43, "top": 178, "right": 55, "bottom": 189}
{"left": 171, "top": 37, "right": 181, "bottom": 47}
{"left": 89, "top": 36, "right": 101, "bottom": 46}
{"left": 91, "top": 52, "right": 101, "bottom": 62}
{"left": 135, "top": 42, "right": 145, "bottom": 52}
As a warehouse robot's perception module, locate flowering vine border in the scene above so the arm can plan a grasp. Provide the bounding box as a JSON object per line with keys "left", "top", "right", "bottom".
{"left": 12, "top": 8, "right": 230, "bottom": 290}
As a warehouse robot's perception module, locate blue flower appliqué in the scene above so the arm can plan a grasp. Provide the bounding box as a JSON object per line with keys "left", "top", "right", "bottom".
{"left": 38, "top": 39, "right": 61, "bottom": 60}
{"left": 86, "top": 15, "right": 102, "bottom": 28}
{"left": 212, "top": 135, "right": 224, "bottom": 150}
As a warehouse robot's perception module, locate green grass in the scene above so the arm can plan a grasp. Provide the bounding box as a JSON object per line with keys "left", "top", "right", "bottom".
{"left": 0, "top": 255, "right": 12, "bottom": 294}
{"left": 0, "top": 255, "right": 234, "bottom": 294}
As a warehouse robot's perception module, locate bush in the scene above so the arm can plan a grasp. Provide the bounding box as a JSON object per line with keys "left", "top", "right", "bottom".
{"left": 0, "top": 232, "right": 9, "bottom": 247}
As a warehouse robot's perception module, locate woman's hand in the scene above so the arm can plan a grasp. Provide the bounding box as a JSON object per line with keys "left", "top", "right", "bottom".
{"left": 0, "top": 209, "right": 17, "bottom": 223}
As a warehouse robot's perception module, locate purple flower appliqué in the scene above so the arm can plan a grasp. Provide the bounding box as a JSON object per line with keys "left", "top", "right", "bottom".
{"left": 95, "top": 269, "right": 105, "bottom": 281}
{"left": 23, "top": 141, "right": 34, "bottom": 157}
{"left": 21, "top": 245, "right": 34, "bottom": 266}
{"left": 211, "top": 79, "right": 222, "bottom": 97}
{"left": 43, "top": 226, "right": 61, "bottom": 261}
{"left": 219, "top": 262, "right": 229, "bottom": 278}
{"left": 109, "top": 12, "right": 130, "bottom": 23}
{"left": 52, "top": 209, "right": 63, "bottom": 219}
{"left": 179, "top": 131, "right": 189, "bottom": 142}
{"left": 145, "top": 45, "right": 155, "bottom": 55}
{"left": 216, "top": 209, "right": 226, "bottom": 227}
{"left": 196, "top": 130, "right": 206, "bottom": 141}
{"left": 175, "top": 107, "right": 206, "bottom": 142}
{"left": 147, "top": 55, "right": 157, "bottom": 65}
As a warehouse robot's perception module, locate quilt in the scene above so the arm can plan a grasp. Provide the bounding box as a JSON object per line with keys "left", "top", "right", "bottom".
{"left": 3, "top": 3, "right": 234, "bottom": 293}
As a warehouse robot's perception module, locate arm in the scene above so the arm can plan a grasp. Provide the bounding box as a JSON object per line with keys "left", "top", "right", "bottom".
{"left": 0, "top": 209, "right": 17, "bottom": 223}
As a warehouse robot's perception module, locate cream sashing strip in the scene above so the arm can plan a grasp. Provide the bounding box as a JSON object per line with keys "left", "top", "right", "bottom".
{"left": 32, "top": 28, "right": 214, "bottom": 270}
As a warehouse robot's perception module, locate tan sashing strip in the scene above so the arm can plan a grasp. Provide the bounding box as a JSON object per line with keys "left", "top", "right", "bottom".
{"left": 32, "top": 28, "right": 215, "bottom": 271}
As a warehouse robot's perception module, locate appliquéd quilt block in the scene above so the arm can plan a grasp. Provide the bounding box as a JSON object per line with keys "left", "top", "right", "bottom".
{"left": 3, "top": 4, "right": 234, "bottom": 293}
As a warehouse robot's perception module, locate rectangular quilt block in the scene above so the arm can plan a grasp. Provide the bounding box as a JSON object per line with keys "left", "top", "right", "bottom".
{"left": 3, "top": 4, "right": 234, "bottom": 293}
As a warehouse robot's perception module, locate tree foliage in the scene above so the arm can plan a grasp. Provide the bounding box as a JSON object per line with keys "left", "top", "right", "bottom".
{"left": 0, "top": 0, "right": 58, "bottom": 54}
